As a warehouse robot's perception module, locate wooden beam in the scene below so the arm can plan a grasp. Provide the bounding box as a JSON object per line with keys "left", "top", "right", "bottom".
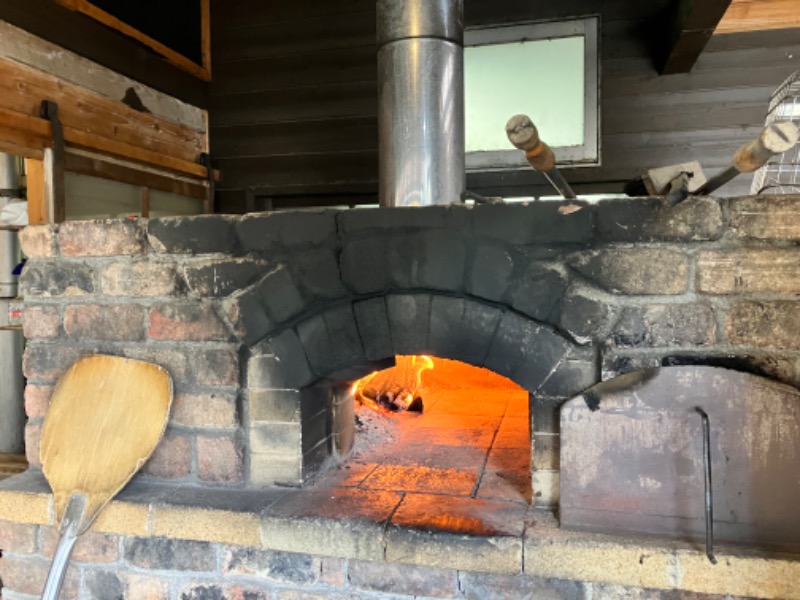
{"left": 661, "top": 0, "right": 734, "bottom": 74}
{"left": 716, "top": 0, "right": 800, "bottom": 34}
{"left": 0, "top": 57, "right": 206, "bottom": 167}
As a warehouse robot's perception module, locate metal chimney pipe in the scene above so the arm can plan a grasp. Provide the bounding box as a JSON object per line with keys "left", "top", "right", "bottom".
{"left": 377, "top": 0, "right": 465, "bottom": 207}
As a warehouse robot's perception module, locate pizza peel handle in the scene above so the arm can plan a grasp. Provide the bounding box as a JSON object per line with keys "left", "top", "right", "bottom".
{"left": 40, "top": 355, "right": 172, "bottom": 599}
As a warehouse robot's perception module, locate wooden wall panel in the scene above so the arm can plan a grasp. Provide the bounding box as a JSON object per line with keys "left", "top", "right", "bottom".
{"left": 209, "top": 0, "right": 800, "bottom": 212}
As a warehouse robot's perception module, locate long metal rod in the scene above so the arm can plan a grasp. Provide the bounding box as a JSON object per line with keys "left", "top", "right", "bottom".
{"left": 695, "top": 407, "right": 717, "bottom": 565}
{"left": 543, "top": 168, "right": 577, "bottom": 200}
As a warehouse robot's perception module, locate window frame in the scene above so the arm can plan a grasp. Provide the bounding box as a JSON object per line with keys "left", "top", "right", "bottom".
{"left": 464, "top": 16, "right": 600, "bottom": 172}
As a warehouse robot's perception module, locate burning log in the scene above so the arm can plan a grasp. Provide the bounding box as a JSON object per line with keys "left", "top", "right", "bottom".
{"left": 352, "top": 355, "right": 433, "bottom": 414}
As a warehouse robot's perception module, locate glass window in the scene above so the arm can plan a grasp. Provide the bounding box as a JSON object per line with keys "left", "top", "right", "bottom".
{"left": 464, "top": 17, "right": 600, "bottom": 171}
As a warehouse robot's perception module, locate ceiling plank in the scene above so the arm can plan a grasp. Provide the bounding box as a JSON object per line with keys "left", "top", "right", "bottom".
{"left": 716, "top": 0, "right": 800, "bottom": 34}
{"left": 661, "top": 0, "right": 734, "bottom": 74}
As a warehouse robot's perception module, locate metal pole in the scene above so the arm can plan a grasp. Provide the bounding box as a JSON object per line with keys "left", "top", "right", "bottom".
{"left": 0, "top": 153, "right": 24, "bottom": 454}
{"left": 377, "top": 0, "right": 465, "bottom": 207}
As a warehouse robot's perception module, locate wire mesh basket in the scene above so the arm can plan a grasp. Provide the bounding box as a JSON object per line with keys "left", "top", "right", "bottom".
{"left": 751, "top": 70, "right": 800, "bottom": 195}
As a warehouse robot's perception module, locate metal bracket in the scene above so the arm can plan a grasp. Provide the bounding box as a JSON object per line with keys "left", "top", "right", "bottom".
{"left": 199, "top": 152, "right": 215, "bottom": 214}
{"left": 39, "top": 100, "right": 66, "bottom": 223}
{"left": 696, "top": 407, "right": 717, "bottom": 565}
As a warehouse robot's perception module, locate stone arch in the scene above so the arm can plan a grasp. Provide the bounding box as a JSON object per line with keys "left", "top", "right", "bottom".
{"left": 244, "top": 291, "right": 597, "bottom": 488}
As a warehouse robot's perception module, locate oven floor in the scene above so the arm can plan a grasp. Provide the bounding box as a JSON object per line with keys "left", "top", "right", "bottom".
{"left": 313, "top": 384, "right": 531, "bottom": 511}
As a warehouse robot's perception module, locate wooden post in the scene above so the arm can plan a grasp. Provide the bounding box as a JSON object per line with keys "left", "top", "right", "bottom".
{"left": 25, "top": 158, "right": 49, "bottom": 224}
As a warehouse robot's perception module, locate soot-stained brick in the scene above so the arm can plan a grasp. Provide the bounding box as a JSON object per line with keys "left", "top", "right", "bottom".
{"left": 339, "top": 237, "right": 390, "bottom": 294}
{"left": 148, "top": 215, "right": 237, "bottom": 254}
{"left": 238, "top": 210, "right": 336, "bottom": 251}
{"left": 125, "top": 538, "right": 215, "bottom": 571}
{"left": 595, "top": 197, "right": 723, "bottom": 242}
{"left": 509, "top": 263, "right": 568, "bottom": 324}
{"left": 86, "top": 571, "right": 124, "bottom": 600}
{"left": 473, "top": 203, "right": 593, "bottom": 245}
{"left": 183, "top": 258, "right": 269, "bottom": 297}
{"left": 468, "top": 244, "right": 514, "bottom": 302}
{"left": 223, "top": 548, "right": 317, "bottom": 584}
{"left": 571, "top": 249, "right": 689, "bottom": 295}
{"left": 20, "top": 261, "right": 95, "bottom": 297}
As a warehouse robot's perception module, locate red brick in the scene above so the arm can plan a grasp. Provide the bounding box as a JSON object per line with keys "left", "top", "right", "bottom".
{"left": 124, "top": 573, "right": 170, "bottom": 600}
{"left": 19, "top": 225, "right": 57, "bottom": 257}
{"left": 197, "top": 435, "right": 243, "bottom": 482}
{"left": 41, "top": 528, "right": 120, "bottom": 563}
{"left": 0, "top": 554, "right": 80, "bottom": 598}
{"left": 193, "top": 348, "right": 240, "bottom": 387}
{"left": 148, "top": 302, "right": 230, "bottom": 341}
{"left": 172, "top": 392, "right": 237, "bottom": 429}
{"left": 24, "top": 384, "right": 53, "bottom": 419}
{"left": 22, "top": 304, "right": 61, "bottom": 339}
{"left": 142, "top": 433, "right": 192, "bottom": 478}
{"left": 59, "top": 219, "right": 144, "bottom": 257}
{"left": 0, "top": 521, "right": 37, "bottom": 553}
{"left": 100, "top": 261, "right": 178, "bottom": 296}
{"left": 64, "top": 304, "right": 145, "bottom": 341}
{"left": 348, "top": 560, "right": 458, "bottom": 598}
{"left": 24, "top": 422, "right": 41, "bottom": 467}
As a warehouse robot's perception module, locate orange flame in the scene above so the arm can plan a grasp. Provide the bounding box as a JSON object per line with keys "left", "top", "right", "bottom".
{"left": 351, "top": 355, "right": 435, "bottom": 414}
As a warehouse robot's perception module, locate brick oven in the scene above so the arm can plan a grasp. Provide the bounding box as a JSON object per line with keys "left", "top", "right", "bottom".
{"left": 1, "top": 195, "right": 800, "bottom": 598}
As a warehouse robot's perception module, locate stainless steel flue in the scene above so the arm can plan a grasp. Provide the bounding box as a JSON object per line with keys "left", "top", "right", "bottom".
{"left": 377, "top": 0, "right": 465, "bottom": 207}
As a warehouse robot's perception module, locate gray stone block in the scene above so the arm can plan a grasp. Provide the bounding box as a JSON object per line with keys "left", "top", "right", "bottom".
{"left": 340, "top": 237, "right": 390, "bottom": 294}
{"left": 147, "top": 215, "right": 238, "bottom": 254}
{"left": 296, "top": 313, "right": 332, "bottom": 376}
{"left": 388, "top": 232, "right": 426, "bottom": 288}
{"left": 353, "top": 297, "right": 393, "bottom": 361}
{"left": 238, "top": 210, "right": 336, "bottom": 252}
{"left": 571, "top": 249, "right": 689, "bottom": 295}
{"left": 559, "top": 289, "right": 612, "bottom": 344}
{"left": 183, "top": 257, "right": 269, "bottom": 297}
{"left": 537, "top": 354, "right": 599, "bottom": 398}
{"left": 512, "top": 327, "right": 574, "bottom": 393}
{"left": 611, "top": 304, "right": 717, "bottom": 348}
{"left": 387, "top": 294, "right": 432, "bottom": 355}
{"left": 420, "top": 231, "right": 467, "bottom": 291}
{"left": 484, "top": 311, "right": 542, "bottom": 379}
{"left": 460, "top": 572, "right": 587, "bottom": 600}
{"left": 324, "top": 303, "right": 367, "bottom": 370}
{"left": 292, "top": 248, "right": 347, "bottom": 300}
{"left": 428, "top": 295, "right": 467, "bottom": 359}
{"left": 461, "top": 300, "right": 504, "bottom": 365}
{"left": 596, "top": 197, "right": 723, "bottom": 242}
{"left": 250, "top": 329, "right": 314, "bottom": 389}
{"left": 249, "top": 452, "right": 302, "bottom": 486}
{"left": 339, "top": 206, "right": 448, "bottom": 232}
{"left": 249, "top": 389, "right": 301, "bottom": 423}
{"left": 257, "top": 265, "right": 307, "bottom": 323}
{"left": 219, "top": 286, "right": 274, "bottom": 347}
{"left": 248, "top": 422, "right": 302, "bottom": 455}
{"left": 509, "top": 263, "right": 568, "bottom": 324}
{"left": 468, "top": 244, "right": 515, "bottom": 302}
{"left": 473, "top": 203, "right": 593, "bottom": 245}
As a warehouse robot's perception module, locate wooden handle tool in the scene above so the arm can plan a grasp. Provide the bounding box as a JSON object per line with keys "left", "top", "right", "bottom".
{"left": 695, "top": 121, "right": 799, "bottom": 196}
{"left": 505, "top": 114, "right": 577, "bottom": 200}
{"left": 40, "top": 354, "right": 172, "bottom": 599}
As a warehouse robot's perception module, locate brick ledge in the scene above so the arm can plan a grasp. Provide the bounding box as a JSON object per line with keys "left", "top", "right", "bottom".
{"left": 1, "top": 471, "right": 798, "bottom": 599}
